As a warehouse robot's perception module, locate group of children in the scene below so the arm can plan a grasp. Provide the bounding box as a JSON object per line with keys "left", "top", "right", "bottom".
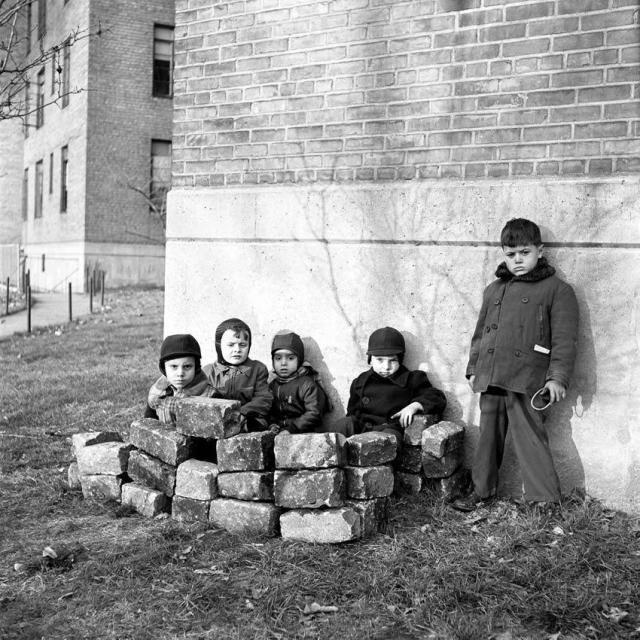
{"left": 146, "top": 218, "right": 579, "bottom": 510}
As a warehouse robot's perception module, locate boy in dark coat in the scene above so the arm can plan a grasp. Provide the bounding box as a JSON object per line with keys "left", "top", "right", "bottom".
{"left": 453, "top": 218, "right": 579, "bottom": 511}
{"left": 268, "top": 331, "right": 328, "bottom": 434}
{"left": 145, "top": 334, "right": 213, "bottom": 423}
{"left": 202, "top": 318, "right": 272, "bottom": 431}
{"left": 345, "top": 327, "right": 447, "bottom": 442}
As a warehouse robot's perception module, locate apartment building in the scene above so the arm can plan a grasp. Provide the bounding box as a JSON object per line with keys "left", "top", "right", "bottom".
{"left": 16, "top": 0, "right": 174, "bottom": 290}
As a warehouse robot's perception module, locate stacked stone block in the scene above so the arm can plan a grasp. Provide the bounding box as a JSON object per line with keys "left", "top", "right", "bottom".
{"left": 70, "top": 406, "right": 469, "bottom": 542}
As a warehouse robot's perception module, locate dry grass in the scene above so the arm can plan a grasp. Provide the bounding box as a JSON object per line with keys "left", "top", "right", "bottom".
{"left": 1, "top": 288, "right": 639, "bottom": 639}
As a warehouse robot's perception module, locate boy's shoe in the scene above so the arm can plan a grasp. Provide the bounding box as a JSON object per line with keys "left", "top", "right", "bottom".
{"left": 451, "top": 491, "right": 485, "bottom": 512}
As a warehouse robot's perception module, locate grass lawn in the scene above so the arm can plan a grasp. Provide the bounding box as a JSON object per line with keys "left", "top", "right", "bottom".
{"left": 1, "top": 288, "right": 639, "bottom": 640}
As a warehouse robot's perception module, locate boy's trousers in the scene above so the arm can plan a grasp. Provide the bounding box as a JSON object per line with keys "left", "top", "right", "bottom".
{"left": 472, "top": 388, "right": 561, "bottom": 503}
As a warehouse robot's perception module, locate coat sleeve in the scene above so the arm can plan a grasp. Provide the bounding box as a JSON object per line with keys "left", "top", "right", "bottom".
{"left": 546, "top": 281, "right": 579, "bottom": 388}
{"left": 346, "top": 375, "right": 361, "bottom": 417}
{"left": 410, "top": 371, "right": 447, "bottom": 417}
{"left": 240, "top": 362, "right": 273, "bottom": 419}
{"left": 466, "top": 285, "right": 491, "bottom": 378}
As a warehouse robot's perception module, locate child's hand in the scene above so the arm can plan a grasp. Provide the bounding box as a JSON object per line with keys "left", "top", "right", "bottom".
{"left": 544, "top": 380, "right": 566, "bottom": 403}
{"left": 467, "top": 375, "right": 475, "bottom": 391}
{"left": 391, "top": 402, "right": 423, "bottom": 428}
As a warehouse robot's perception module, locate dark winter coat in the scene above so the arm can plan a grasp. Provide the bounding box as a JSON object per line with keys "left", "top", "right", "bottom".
{"left": 269, "top": 366, "right": 328, "bottom": 434}
{"left": 202, "top": 358, "right": 272, "bottom": 420}
{"left": 346, "top": 365, "right": 447, "bottom": 433}
{"left": 466, "top": 257, "right": 579, "bottom": 395}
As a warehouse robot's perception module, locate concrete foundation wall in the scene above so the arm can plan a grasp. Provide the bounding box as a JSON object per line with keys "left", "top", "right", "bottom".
{"left": 164, "top": 177, "right": 640, "bottom": 513}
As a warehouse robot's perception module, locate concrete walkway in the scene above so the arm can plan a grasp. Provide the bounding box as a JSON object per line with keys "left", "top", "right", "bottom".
{"left": 0, "top": 292, "right": 93, "bottom": 341}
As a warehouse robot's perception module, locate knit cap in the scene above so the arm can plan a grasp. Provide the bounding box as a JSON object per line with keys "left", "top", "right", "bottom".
{"left": 159, "top": 334, "right": 202, "bottom": 373}
{"left": 271, "top": 331, "right": 305, "bottom": 363}
{"left": 215, "top": 318, "right": 252, "bottom": 363}
{"left": 366, "top": 327, "right": 405, "bottom": 357}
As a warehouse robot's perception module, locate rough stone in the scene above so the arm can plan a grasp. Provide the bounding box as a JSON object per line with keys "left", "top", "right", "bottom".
{"left": 216, "top": 431, "right": 275, "bottom": 472}
{"left": 421, "top": 421, "right": 465, "bottom": 458}
{"left": 425, "top": 467, "right": 471, "bottom": 502}
{"left": 175, "top": 397, "right": 242, "bottom": 439}
{"left": 67, "top": 462, "right": 81, "bottom": 490}
{"left": 346, "top": 432, "right": 397, "bottom": 466}
{"left": 422, "top": 448, "right": 463, "bottom": 479}
{"left": 397, "top": 444, "right": 422, "bottom": 473}
{"left": 71, "top": 431, "right": 122, "bottom": 458}
{"left": 403, "top": 414, "right": 439, "bottom": 446}
{"left": 274, "top": 468, "right": 345, "bottom": 508}
{"left": 345, "top": 466, "right": 394, "bottom": 499}
{"left": 209, "top": 499, "right": 280, "bottom": 536}
{"left": 345, "top": 498, "right": 389, "bottom": 537}
{"left": 395, "top": 471, "right": 424, "bottom": 495}
{"left": 76, "top": 442, "right": 132, "bottom": 476}
{"left": 274, "top": 432, "right": 346, "bottom": 469}
{"left": 217, "top": 471, "right": 274, "bottom": 501}
{"left": 80, "top": 475, "right": 123, "bottom": 501}
{"left": 171, "top": 495, "right": 211, "bottom": 522}
{"left": 280, "top": 508, "right": 361, "bottom": 543}
{"left": 127, "top": 450, "right": 176, "bottom": 497}
{"left": 175, "top": 459, "right": 219, "bottom": 500}
{"left": 129, "top": 418, "right": 193, "bottom": 466}
{"left": 121, "top": 482, "right": 169, "bottom": 517}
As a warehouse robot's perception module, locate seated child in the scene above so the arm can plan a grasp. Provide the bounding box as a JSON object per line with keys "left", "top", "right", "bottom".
{"left": 202, "top": 317, "right": 272, "bottom": 431}
{"left": 345, "top": 326, "right": 447, "bottom": 442}
{"left": 145, "top": 334, "right": 212, "bottom": 424}
{"left": 268, "top": 331, "right": 329, "bottom": 434}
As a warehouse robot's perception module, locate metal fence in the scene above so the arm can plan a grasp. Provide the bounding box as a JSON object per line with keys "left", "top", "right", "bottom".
{"left": 0, "top": 244, "right": 20, "bottom": 286}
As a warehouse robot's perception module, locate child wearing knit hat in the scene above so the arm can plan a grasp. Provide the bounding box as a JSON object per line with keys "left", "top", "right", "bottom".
{"left": 268, "top": 331, "right": 330, "bottom": 434}
{"left": 201, "top": 318, "right": 272, "bottom": 431}
{"left": 344, "top": 326, "right": 447, "bottom": 442}
{"left": 145, "top": 334, "right": 213, "bottom": 424}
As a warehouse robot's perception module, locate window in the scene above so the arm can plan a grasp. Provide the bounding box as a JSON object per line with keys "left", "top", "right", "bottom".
{"left": 51, "top": 51, "right": 57, "bottom": 95}
{"left": 150, "top": 140, "right": 171, "bottom": 213}
{"left": 60, "top": 146, "right": 68, "bottom": 213}
{"left": 49, "top": 153, "right": 54, "bottom": 194}
{"left": 24, "top": 80, "right": 30, "bottom": 137}
{"left": 61, "top": 40, "right": 70, "bottom": 107}
{"left": 153, "top": 25, "right": 174, "bottom": 97}
{"left": 36, "top": 67, "right": 45, "bottom": 128}
{"left": 37, "top": 0, "right": 46, "bottom": 40}
{"left": 22, "top": 169, "right": 29, "bottom": 220}
{"left": 35, "top": 160, "right": 43, "bottom": 218}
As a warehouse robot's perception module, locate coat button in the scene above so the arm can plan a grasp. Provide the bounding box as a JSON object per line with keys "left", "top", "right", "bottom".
{"left": 488, "top": 348, "right": 494, "bottom": 354}
{"left": 486, "top": 326, "right": 491, "bottom": 333}
{"left": 491, "top": 323, "right": 498, "bottom": 330}
{"left": 521, "top": 297, "right": 529, "bottom": 303}
{"left": 362, "top": 397, "right": 370, "bottom": 406}
{"left": 515, "top": 350, "right": 521, "bottom": 357}
{"left": 494, "top": 299, "right": 501, "bottom": 305}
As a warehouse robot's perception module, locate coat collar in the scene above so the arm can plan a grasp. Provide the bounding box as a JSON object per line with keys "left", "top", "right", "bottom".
{"left": 362, "top": 365, "right": 410, "bottom": 387}
{"left": 212, "top": 359, "right": 254, "bottom": 376}
{"left": 495, "top": 256, "right": 556, "bottom": 283}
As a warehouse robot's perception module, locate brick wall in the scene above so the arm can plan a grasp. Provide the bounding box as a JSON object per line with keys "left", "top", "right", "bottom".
{"left": 173, "top": 0, "right": 640, "bottom": 185}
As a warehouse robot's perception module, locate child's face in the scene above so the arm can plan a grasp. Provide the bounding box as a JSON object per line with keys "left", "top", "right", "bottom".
{"left": 371, "top": 355, "right": 400, "bottom": 378}
{"left": 220, "top": 329, "right": 250, "bottom": 365}
{"left": 502, "top": 244, "right": 543, "bottom": 277}
{"left": 164, "top": 356, "right": 196, "bottom": 390}
{"left": 273, "top": 349, "right": 299, "bottom": 378}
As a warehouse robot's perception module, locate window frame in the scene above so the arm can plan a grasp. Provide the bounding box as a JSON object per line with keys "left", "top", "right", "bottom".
{"left": 61, "top": 39, "right": 71, "bottom": 107}
{"left": 152, "top": 24, "right": 174, "bottom": 98}
{"left": 36, "top": 67, "right": 45, "bottom": 128}
{"left": 37, "top": 0, "right": 46, "bottom": 40}
{"left": 34, "top": 160, "right": 44, "bottom": 219}
{"left": 60, "top": 145, "right": 68, "bottom": 213}
{"left": 22, "top": 169, "right": 29, "bottom": 221}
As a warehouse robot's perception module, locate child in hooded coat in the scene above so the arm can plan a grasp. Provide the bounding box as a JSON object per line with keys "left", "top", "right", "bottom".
{"left": 268, "top": 331, "right": 329, "bottom": 434}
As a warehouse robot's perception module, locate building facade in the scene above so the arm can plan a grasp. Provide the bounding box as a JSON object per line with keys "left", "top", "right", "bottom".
{"left": 164, "top": 0, "right": 640, "bottom": 512}
{"left": 16, "top": 0, "right": 174, "bottom": 290}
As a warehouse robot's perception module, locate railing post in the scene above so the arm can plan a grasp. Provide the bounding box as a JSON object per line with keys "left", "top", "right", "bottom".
{"left": 27, "top": 285, "right": 32, "bottom": 333}
{"left": 68, "top": 282, "right": 73, "bottom": 322}
{"left": 89, "top": 278, "right": 93, "bottom": 313}
{"left": 5, "top": 277, "right": 9, "bottom": 316}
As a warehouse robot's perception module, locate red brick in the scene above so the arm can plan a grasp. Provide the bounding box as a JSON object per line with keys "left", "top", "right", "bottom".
{"left": 478, "top": 93, "right": 525, "bottom": 109}
{"left": 407, "top": 149, "right": 451, "bottom": 164}
{"left": 578, "top": 85, "right": 632, "bottom": 102}
{"left": 529, "top": 17, "right": 580, "bottom": 36}
{"left": 499, "top": 144, "right": 547, "bottom": 159}
{"left": 413, "top": 15, "right": 457, "bottom": 31}
{"left": 554, "top": 32, "right": 604, "bottom": 51}
{"left": 389, "top": 36, "right": 432, "bottom": 53}
{"left": 459, "top": 9, "right": 502, "bottom": 28}
{"left": 527, "top": 89, "right": 576, "bottom": 106}
{"left": 615, "top": 157, "right": 640, "bottom": 171}
{"left": 607, "top": 28, "right": 639, "bottom": 46}
{"left": 502, "top": 38, "right": 550, "bottom": 56}
{"left": 476, "top": 128, "right": 521, "bottom": 144}
{"left": 537, "top": 160, "right": 560, "bottom": 175}
{"left": 594, "top": 49, "right": 619, "bottom": 64}
{"left": 561, "top": 160, "right": 587, "bottom": 174}
{"left": 499, "top": 110, "right": 548, "bottom": 126}
{"left": 582, "top": 10, "right": 637, "bottom": 31}
{"left": 464, "top": 163, "right": 487, "bottom": 177}
{"left": 551, "top": 141, "right": 601, "bottom": 157}
{"left": 435, "top": 30, "right": 479, "bottom": 48}
{"left": 621, "top": 46, "right": 640, "bottom": 63}
{"left": 588, "top": 158, "right": 614, "bottom": 174}
{"left": 451, "top": 146, "right": 497, "bottom": 161}
{"left": 368, "top": 55, "right": 409, "bottom": 71}
{"left": 567, "top": 52, "right": 592, "bottom": 68}
{"left": 454, "top": 79, "right": 499, "bottom": 95}
{"left": 549, "top": 105, "right": 603, "bottom": 122}
{"left": 552, "top": 70, "right": 604, "bottom": 87}
{"left": 524, "top": 125, "right": 572, "bottom": 141}
{"left": 558, "top": 0, "right": 608, "bottom": 13}
{"left": 607, "top": 66, "right": 640, "bottom": 83}
{"left": 603, "top": 139, "right": 640, "bottom": 154}
{"left": 576, "top": 122, "right": 629, "bottom": 138}
{"left": 499, "top": 75, "right": 550, "bottom": 92}
{"left": 512, "top": 162, "right": 534, "bottom": 175}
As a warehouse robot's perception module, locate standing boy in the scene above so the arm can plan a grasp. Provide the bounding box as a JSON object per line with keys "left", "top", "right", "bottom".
{"left": 454, "top": 218, "right": 579, "bottom": 511}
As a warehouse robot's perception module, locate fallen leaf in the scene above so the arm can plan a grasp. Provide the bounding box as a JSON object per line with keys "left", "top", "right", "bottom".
{"left": 58, "top": 591, "right": 74, "bottom": 600}
{"left": 13, "top": 563, "right": 25, "bottom": 573}
{"left": 303, "top": 602, "right": 339, "bottom": 615}
{"left": 602, "top": 607, "right": 628, "bottom": 623}
{"left": 245, "top": 599, "right": 255, "bottom": 610}
{"left": 552, "top": 526, "right": 565, "bottom": 536}
{"left": 42, "top": 546, "right": 58, "bottom": 559}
